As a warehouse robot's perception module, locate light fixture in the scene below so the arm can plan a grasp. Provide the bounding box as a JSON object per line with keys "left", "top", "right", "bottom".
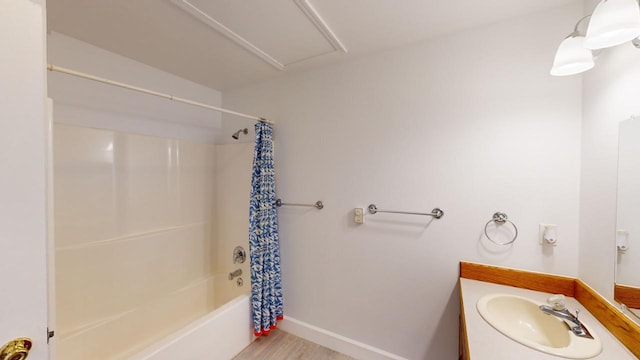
{"left": 584, "top": 0, "right": 640, "bottom": 50}
{"left": 551, "top": 16, "right": 595, "bottom": 76}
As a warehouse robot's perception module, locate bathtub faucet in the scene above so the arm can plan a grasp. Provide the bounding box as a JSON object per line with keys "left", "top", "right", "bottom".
{"left": 228, "top": 268, "right": 242, "bottom": 280}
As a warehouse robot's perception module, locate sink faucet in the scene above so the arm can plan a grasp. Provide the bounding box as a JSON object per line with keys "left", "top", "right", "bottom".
{"left": 539, "top": 295, "right": 594, "bottom": 339}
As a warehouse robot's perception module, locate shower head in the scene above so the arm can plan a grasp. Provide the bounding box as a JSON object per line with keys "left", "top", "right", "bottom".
{"left": 232, "top": 128, "right": 249, "bottom": 140}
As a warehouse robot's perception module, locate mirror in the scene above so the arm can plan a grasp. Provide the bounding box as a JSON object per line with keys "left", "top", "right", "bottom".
{"left": 615, "top": 116, "right": 640, "bottom": 322}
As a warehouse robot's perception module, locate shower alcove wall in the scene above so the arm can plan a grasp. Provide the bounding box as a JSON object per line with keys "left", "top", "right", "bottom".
{"left": 53, "top": 125, "right": 253, "bottom": 359}
{"left": 49, "top": 33, "right": 254, "bottom": 359}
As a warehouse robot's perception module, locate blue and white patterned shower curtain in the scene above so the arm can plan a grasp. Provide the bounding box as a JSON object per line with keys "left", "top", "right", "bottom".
{"left": 249, "top": 122, "right": 283, "bottom": 336}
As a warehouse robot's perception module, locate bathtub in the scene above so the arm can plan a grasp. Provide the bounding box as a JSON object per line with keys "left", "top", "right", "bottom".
{"left": 130, "top": 295, "right": 254, "bottom": 360}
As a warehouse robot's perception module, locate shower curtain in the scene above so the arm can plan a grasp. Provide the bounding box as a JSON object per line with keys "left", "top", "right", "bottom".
{"left": 249, "top": 122, "right": 283, "bottom": 336}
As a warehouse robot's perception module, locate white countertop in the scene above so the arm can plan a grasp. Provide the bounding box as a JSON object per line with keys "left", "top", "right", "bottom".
{"left": 460, "top": 278, "right": 637, "bottom": 360}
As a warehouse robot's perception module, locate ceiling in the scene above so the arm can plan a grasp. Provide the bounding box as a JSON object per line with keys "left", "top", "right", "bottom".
{"left": 47, "top": 0, "right": 577, "bottom": 91}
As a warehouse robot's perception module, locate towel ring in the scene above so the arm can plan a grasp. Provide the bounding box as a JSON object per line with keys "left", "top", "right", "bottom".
{"left": 484, "top": 212, "right": 518, "bottom": 245}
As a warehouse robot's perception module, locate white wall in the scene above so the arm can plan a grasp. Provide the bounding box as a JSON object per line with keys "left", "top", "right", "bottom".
{"left": 580, "top": 1, "right": 640, "bottom": 300}
{"left": 223, "top": 3, "right": 584, "bottom": 359}
{"left": 47, "top": 32, "right": 222, "bottom": 142}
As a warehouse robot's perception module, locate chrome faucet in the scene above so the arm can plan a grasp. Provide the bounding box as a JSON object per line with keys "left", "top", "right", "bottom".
{"left": 228, "top": 268, "right": 242, "bottom": 280}
{"left": 233, "top": 246, "right": 246, "bottom": 264}
{"left": 539, "top": 295, "right": 594, "bottom": 339}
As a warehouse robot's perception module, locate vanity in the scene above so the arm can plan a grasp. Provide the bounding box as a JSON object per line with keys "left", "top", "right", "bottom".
{"left": 458, "top": 262, "right": 640, "bottom": 360}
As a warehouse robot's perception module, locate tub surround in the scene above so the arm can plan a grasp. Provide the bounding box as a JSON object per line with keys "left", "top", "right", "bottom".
{"left": 459, "top": 262, "right": 640, "bottom": 358}
{"left": 53, "top": 124, "right": 254, "bottom": 359}
{"left": 53, "top": 125, "right": 219, "bottom": 359}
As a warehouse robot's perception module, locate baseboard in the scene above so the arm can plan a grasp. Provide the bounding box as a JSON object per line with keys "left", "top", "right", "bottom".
{"left": 278, "top": 317, "right": 407, "bottom": 360}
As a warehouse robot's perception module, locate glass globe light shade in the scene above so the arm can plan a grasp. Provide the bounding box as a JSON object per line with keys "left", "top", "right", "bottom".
{"left": 584, "top": 0, "right": 640, "bottom": 50}
{"left": 551, "top": 36, "right": 595, "bottom": 76}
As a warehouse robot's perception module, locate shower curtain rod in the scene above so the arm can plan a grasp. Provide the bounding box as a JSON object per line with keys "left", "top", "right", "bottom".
{"left": 46, "top": 64, "right": 273, "bottom": 124}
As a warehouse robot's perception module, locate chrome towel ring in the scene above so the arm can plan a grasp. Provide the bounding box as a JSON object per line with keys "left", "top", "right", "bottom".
{"left": 484, "top": 212, "right": 518, "bottom": 245}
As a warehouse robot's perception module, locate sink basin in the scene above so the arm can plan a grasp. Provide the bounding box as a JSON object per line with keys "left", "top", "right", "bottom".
{"left": 477, "top": 294, "right": 602, "bottom": 359}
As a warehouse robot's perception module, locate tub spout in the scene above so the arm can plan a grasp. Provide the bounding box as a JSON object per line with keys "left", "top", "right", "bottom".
{"left": 229, "top": 269, "right": 242, "bottom": 280}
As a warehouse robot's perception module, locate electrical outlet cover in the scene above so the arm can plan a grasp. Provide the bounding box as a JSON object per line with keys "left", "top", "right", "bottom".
{"left": 354, "top": 208, "right": 364, "bottom": 224}
{"left": 538, "top": 223, "right": 558, "bottom": 245}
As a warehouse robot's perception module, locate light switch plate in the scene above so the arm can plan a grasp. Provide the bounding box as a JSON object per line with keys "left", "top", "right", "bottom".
{"left": 354, "top": 208, "right": 364, "bottom": 224}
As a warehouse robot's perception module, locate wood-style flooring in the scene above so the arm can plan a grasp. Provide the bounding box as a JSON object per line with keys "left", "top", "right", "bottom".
{"left": 233, "top": 329, "right": 356, "bottom": 360}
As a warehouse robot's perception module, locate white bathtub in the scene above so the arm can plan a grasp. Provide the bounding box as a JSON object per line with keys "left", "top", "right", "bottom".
{"left": 130, "top": 295, "right": 254, "bottom": 360}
